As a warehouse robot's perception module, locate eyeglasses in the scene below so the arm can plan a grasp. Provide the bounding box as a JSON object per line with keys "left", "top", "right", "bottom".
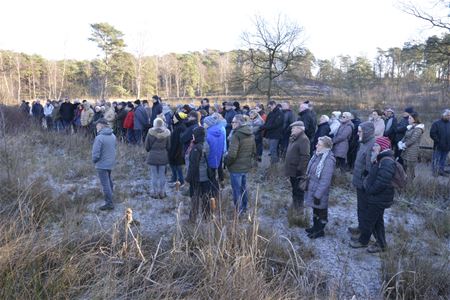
{"left": 231, "top": 121, "right": 238, "bottom": 124}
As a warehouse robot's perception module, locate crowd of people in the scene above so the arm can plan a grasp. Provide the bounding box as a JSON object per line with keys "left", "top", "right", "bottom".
{"left": 19, "top": 96, "right": 450, "bottom": 253}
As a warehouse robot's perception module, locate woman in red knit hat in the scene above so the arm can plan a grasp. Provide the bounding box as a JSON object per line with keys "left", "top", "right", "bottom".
{"left": 350, "top": 136, "right": 396, "bottom": 253}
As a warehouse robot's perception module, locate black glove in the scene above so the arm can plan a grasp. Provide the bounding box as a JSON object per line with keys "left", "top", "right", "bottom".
{"left": 314, "top": 197, "right": 320, "bottom": 206}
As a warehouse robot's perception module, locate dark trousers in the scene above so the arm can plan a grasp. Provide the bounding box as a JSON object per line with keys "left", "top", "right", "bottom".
{"left": 359, "top": 203, "right": 386, "bottom": 248}
{"left": 255, "top": 137, "right": 263, "bottom": 158}
{"left": 97, "top": 169, "right": 113, "bottom": 207}
{"left": 209, "top": 168, "right": 220, "bottom": 198}
{"left": 356, "top": 188, "right": 368, "bottom": 229}
{"left": 336, "top": 157, "right": 347, "bottom": 172}
{"left": 170, "top": 164, "right": 184, "bottom": 185}
{"left": 189, "top": 181, "right": 212, "bottom": 222}
{"left": 127, "top": 129, "right": 136, "bottom": 144}
{"left": 217, "top": 157, "right": 224, "bottom": 182}
{"left": 313, "top": 208, "right": 328, "bottom": 222}
{"left": 289, "top": 176, "right": 304, "bottom": 209}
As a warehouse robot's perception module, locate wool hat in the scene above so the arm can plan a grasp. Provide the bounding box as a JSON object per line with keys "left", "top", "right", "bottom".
{"left": 404, "top": 106, "right": 414, "bottom": 114}
{"left": 204, "top": 115, "right": 218, "bottom": 127}
{"left": 290, "top": 121, "right": 305, "bottom": 128}
{"left": 153, "top": 118, "right": 165, "bottom": 128}
{"left": 375, "top": 136, "right": 391, "bottom": 151}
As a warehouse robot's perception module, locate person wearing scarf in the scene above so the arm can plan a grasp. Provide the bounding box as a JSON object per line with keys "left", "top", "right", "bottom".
{"left": 304, "top": 136, "right": 336, "bottom": 239}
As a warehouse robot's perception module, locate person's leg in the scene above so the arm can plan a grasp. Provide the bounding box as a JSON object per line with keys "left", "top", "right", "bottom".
{"left": 240, "top": 173, "right": 248, "bottom": 214}
{"left": 256, "top": 137, "right": 263, "bottom": 160}
{"left": 135, "top": 129, "right": 142, "bottom": 145}
{"left": 308, "top": 208, "right": 328, "bottom": 238}
{"left": 372, "top": 207, "right": 387, "bottom": 249}
{"left": 269, "top": 139, "right": 280, "bottom": 164}
{"left": 97, "top": 169, "right": 113, "bottom": 208}
{"left": 229, "top": 172, "right": 241, "bottom": 210}
{"left": 177, "top": 165, "right": 185, "bottom": 185}
{"left": 108, "top": 170, "right": 113, "bottom": 192}
{"left": 356, "top": 188, "right": 368, "bottom": 233}
{"left": 159, "top": 165, "right": 166, "bottom": 196}
{"left": 218, "top": 157, "right": 224, "bottom": 182}
{"left": 200, "top": 181, "right": 212, "bottom": 219}
{"left": 290, "top": 176, "right": 303, "bottom": 209}
{"left": 189, "top": 183, "right": 200, "bottom": 222}
{"left": 209, "top": 168, "right": 219, "bottom": 198}
{"left": 432, "top": 150, "right": 439, "bottom": 175}
{"left": 358, "top": 203, "right": 382, "bottom": 246}
{"left": 439, "top": 150, "right": 449, "bottom": 174}
{"left": 150, "top": 165, "right": 158, "bottom": 196}
{"left": 169, "top": 164, "right": 177, "bottom": 183}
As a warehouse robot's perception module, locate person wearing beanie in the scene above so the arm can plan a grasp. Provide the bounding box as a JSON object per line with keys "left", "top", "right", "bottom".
{"left": 186, "top": 127, "right": 213, "bottom": 223}
{"left": 350, "top": 135, "right": 395, "bottom": 253}
{"left": 304, "top": 136, "right": 336, "bottom": 239}
{"left": 399, "top": 112, "right": 424, "bottom": 183}
{"left": 168, "top": 112, "right": 188, "bottom": 187}
{"left": 145, "top": 118, "right": 171, "bottom": 199}
{"left": 285, "top": 121, "right": 310, "bottom": 213}
{"left": 349, "top": 121, "right": 376, "bottom": 238}
{"left": 429, "top": 109, "right": 450, "bottom": 177}
{"left": 394, "top": 107, "right": 414, "bottom": 164}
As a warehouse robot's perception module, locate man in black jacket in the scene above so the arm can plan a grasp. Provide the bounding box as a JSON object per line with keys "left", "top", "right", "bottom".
{"left": 59, "top": 98, "right": 75, "bottom": 130}
{"left": 430, "top": 109, "right": 450, "bottom": 177}
{"left": 261, "top": 100, "right": 284, "bottom": 165}
{"left": 394, "top": 107, "right": 414, "bottom": 164}
{"left": 298, "top": 103, "right": 317, "bottom": 155}
{"left": 383, "top": 108, "right": 397, "bottom": 145}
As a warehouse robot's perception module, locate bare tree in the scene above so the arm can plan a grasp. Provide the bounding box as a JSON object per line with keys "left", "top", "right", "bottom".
{"left": 401, "top": 0, "right": 450, "bottom": 30}
{"left": 241, "top": 15, "right": 305, "bottom": 100}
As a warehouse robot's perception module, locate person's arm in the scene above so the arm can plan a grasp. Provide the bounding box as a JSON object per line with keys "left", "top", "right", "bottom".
{"left": 429, "top": 122, "right": 439, "bottom": 144}
{"left": 404, "top": 128, "right": 422, "bottom": 147}
{"left": 332, "top": 125, "right": 352, "bottom": 144}
{"left": 366, "top": 159, "right": 395, "bottom": 195}
{"left": 92, "top": 137, "right": 102, "bottom": 164}
{"left": 313, "top": 156, "right": 335, "bottom": 200}
{"left": 225, "top": 134, "right": 239, "bottom": 166}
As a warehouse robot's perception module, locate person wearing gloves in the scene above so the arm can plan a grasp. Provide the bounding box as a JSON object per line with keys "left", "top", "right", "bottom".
{"left": 350, "top": 137, "right": 395, "bottom": 253}
{"left": 397, "top": 112, "right": 424, "bottom": 182}
{"left": 304, "top": 136, "right": 336, "bottom": 239}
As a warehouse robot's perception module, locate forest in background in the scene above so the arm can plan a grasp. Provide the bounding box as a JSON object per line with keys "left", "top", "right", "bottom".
{"left": 0, "top": 18, "right": 448, "bottom": 112}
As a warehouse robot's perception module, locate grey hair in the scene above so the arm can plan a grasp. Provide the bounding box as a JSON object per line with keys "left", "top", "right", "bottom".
{"left": 443, "top": 109, "right": 450, "bottom": 116}
{"left": 233, "top": 114, "right": 247, "bottom": 126}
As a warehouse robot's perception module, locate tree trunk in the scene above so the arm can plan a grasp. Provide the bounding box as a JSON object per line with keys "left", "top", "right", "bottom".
{"left": 58, "top": 59, "right": 66, "bottom": 100}
{"left": 15, "top": 55, "right": 21, "bottom": 103}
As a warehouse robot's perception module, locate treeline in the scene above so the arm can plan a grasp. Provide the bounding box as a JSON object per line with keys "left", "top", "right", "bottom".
{"left": 0, "top": 34, "right": 448, "bottom": 103}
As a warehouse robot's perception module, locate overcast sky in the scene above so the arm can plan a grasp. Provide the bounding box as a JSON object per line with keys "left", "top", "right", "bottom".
{"left": 0, "top": 0, "right": 446, "bottom": 61}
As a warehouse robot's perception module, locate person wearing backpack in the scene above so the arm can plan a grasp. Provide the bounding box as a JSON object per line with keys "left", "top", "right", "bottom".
{"left": 186, "top": 127, "right": 213, "bottom": 223}
{"left": 350, "top": 137, "right": 395, "bottom": 253}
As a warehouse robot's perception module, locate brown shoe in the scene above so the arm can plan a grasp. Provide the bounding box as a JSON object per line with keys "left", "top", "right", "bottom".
{"left": 348, "top": 226, "right": 360, "bottom": 235}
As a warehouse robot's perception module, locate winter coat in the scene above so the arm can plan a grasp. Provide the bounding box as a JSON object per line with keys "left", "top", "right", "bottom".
{"left": 348, "top": 118, "right": 362, "bottom": 158}
{"left": 383, "top": 115, "right": 398, "bottom": 143}
{"left": 352, "top": 121, "right": 375, "bottom": 189}
{"left": 401, "top": 124, "right": 424, "bottom": 162}
{"left": 304, "top": 151, "right": 336, "bottom": 209}
{"left": 225, "top": 125, "right": 256, "bottom": 173}
{"left": 92, "top": 111, "right": 103, "bottom": 124}
{"left": 168, "top": 121, "right": 186, "bottom": 165}
{"left": 51, "top": 104, "right": 60, "bottom": 120}
{"left": 430, "top": 118, "right": 450, "bottom": 152}
{"left": 92, "top": 127, "right": 116, "bottom": 170}
{"left": 144, "top": 127, "right": 171, "bottom": 165}
{"left": 283, "top": 109, "right": 296, "bottom": 130}
{"left": 224, "top": 109, "right": 237, "bottom": 137}
{"left": 31, "top": 103, "right": 44, "bottom": 119}
{"left": 104, "top": 107, "right": 116, "bottom": 128}
{"left": 372, "top": 118, "right": 385, "bottom": 138}
{"left": 363, "top": 150, "right": 396, "bottom": 208}
{"left": 395, "top": 116, "right": 409, "bottom": 143}
{"left": 180, "top": 120, "right": 199, "bottom": 152}
{"left": 249, "top": 115, "right": 264, "bottom": 141}
{"left": 298, "top": 109, "right": 316, "bottom": 141}
{"left": 80, "top": 104, "right": 94, "bottom": 126}
{"left": 206, "top": 124, "right": 225, "bottom": 169}
{"left": 284, "top": 132, "right": 310, "bottom": 177}
{"left": 263, "top": 106, "right": 284, "bottom": 139}
{"left": 115, "top": 109, "right": 127, "bottom": 130}
{"left": 150, "top": 102, "right": 163, "bottom": 126}
{"left": 332, "top": 121, "right": 354, "bottom": 159}
{"left": 313, "top": 122, "right": 331, "bottom": 151}
{"left": 186, "top": 140, "right": 210, "bottom": 184}
{"left": 73, "top": 108, "right": 82, "bottom": 127}
{"left": 43, "top": 104, "right": 54, "bottom": 117}
{"left": 134, "top": 105, "right": 149, "bottom": 130}
{"left": 59, "top": 102, "right": 74, "bottom": 121}
{"left": 123, "top": 110, "right": 134, "bottom": 129}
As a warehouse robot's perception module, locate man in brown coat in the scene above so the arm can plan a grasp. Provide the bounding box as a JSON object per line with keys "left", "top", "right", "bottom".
{"left": 284, "top": 121, "right": 310, "bottom": 210}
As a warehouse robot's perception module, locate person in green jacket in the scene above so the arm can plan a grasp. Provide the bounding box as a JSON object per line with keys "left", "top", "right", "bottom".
{"left": 224, "top": 114, "right": 256, "bottom": 216}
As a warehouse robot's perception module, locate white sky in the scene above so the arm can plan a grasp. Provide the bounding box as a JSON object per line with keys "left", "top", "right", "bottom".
{"left": 0, "top": 0, "right": 446, "bottom": 61}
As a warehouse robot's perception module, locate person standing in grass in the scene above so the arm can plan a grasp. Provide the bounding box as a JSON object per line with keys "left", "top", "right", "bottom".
{"left": 92, "top": 118, "right": 116, "bottom": 211}
{"left": 168, "top": 112, "right": 188, "bottom": 188}
{"left": 350, "top": 137, "right": 395, "bottom": 253}
{"left": 430, "top": 109, "right": 450, "bottom": 177}
{"left": 332, "top": 112, "right": 354, "bottom": 172}
{"left": 145, "top": 118, "right": 171, "bottom": 199}
{"left": 304, "top": 136, "right": 335, "bottom": 239}
{"left": 398, "top": 112, "right": 424, "bottom": 183}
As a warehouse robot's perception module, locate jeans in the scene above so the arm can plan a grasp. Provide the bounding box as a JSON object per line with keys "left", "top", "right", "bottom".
{"left": 268, "top": 139, "right": 280, "bottom": 164}
{"left": 135, "top": 129, "right": 143, "bottom": 145}
{"left": 432, "top": 149, "right": 449, "bottom": 174}
{"left": 127, "top": 129, "right": 136, "bottom": 144}
{"left": 230, "top": 172, "right": 248, "bottom": 214}
{"left": 356, "top": 188, "right": 368, "bottom": 229}
{"left": 359, "top": 203, "right": 386, "bottom": 248}
{"left": 97, "top": 169, "right": 113, "bottom": 207}
{"left": 289, "top": 176, "right": 304, "bottom": 209}
{"left": 150, "top": 165, "right": 166, "bottom": 194}
{"left": 170, "top": 164, "right": 184, "bottom": 185}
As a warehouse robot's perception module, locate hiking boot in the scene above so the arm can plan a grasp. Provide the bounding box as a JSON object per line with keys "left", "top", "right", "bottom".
{"left": 307, "top": 230, "right": 324, "bottom": 239}
{"left": 349, "top": 241, "right": 368, "bottom": 248}
{"left": 348, "top": 226, "right": 360, "bottom": 235}
{"left": 99, "top": 204, "right": 114, "bottom": 211}
{"left": 367, "top": 244, "right": 386, "bottom": 253}
{"left": 305, "top": 227, "right": 315, "bottom": 234}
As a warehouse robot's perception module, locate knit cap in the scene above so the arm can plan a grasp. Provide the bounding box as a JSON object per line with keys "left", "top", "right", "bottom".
{"left": 375, "top": 136, "right": 391, "bottom": 151}
{"left": 204, "top": 115, "right": 218, "bottom": 127}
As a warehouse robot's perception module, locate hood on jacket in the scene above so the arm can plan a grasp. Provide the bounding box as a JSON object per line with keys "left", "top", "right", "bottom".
{"left": 148, "top": 127, "right": 171, "bottom": 139}
{"left": 408, "top": 123, "right": 425, "bottom": 131}
{"left": 377, "top": 149, "right": 394, "bottom": 161}
{"left": 235, "top": 124, "right": 253, "bottom": 136}
{"left": 359, "top": 121, "right": 375, "bottom": 143}
{"left": 207, "top": 124, "right": 223, "bottom": 138}
{"left": 98, "top": 127, "right": 113, "bottom": 136}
